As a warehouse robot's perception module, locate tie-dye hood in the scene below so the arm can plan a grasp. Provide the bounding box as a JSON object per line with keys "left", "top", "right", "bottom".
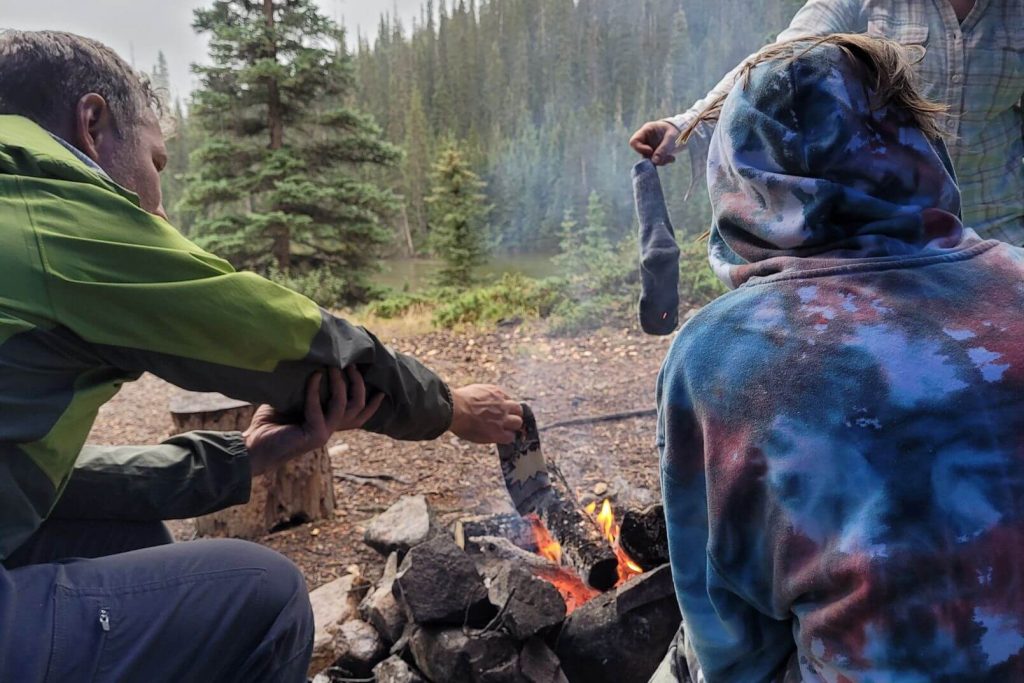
{"left": 706, "top": 43, "right": 968, "bottom": 289}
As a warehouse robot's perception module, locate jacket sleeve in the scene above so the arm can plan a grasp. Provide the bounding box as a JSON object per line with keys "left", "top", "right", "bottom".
{"left": 657, "top": 354, "right": 793, "bottom": 682}
{"left": 50, "top": 432, "right": 251, "bottom": 521}
{"left": 665, "top": 0, "right": 866, "bottom": 190}
{"left": 27, "top": 180, "right": 453, "bottom": 441}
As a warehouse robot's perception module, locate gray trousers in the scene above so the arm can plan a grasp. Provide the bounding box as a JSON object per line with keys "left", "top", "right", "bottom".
{"left": 0, "top": 519, "right": 314, "bottom": 683}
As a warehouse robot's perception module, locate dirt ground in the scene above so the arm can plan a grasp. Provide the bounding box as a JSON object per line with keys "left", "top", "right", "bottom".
{"left": 87, "top": 322, "right": 675, "bottom": 589}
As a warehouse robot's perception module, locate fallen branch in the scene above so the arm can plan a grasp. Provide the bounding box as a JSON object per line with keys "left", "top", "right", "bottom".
{"left": 539, "top": 408, "right": 657, "bottom": 432}
{"left": 334, "top": 473, "right": 390, "bottom": 491}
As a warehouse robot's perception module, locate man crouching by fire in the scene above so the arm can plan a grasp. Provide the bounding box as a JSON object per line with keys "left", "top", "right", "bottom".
{"left": 0, "top": 30, "right": 523, "bottom": 682}
{"left": 654, "top": 34, "right": 1024, "bottom": 682}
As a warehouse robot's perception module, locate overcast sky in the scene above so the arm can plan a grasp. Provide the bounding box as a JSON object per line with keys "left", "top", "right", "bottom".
{"left": 2, "top": 0, "right": 422, "bottom": 101}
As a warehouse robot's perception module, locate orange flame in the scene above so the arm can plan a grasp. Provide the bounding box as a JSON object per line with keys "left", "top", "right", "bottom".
{"left": 526, "top": 513, "right": 561, "bottom": 564}
{"left": 588, "top": 499, "right": 643, "bottom": 583}
{"left": 525, "top": 500, "right": 644, "bottom": 612}
{"left": 526, "top": 514, "right": 597, "bottom": 613}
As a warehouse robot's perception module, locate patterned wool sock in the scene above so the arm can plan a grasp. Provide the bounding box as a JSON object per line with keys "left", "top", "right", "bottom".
{"left": 633, "top": 159, "right": 680, "bottom": 335}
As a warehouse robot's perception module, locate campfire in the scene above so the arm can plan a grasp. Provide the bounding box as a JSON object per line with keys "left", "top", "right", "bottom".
{"left": 323, "top": 493, "right": 680, "bottom": 683}
{"left": 314, "top": 405, "right": 680, "bottom": 683}
{"left": 525, "top": 498, "right": 644, "bottom": 614}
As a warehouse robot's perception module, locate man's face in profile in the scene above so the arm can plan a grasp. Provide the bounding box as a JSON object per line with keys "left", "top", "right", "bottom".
{"left": 99, "top": 109, "right": 169, "bottom": 220}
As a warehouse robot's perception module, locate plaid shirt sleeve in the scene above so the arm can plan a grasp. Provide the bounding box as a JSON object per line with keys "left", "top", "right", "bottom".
{"left": 665, "top": 0, "right": 866, "bottom": 195}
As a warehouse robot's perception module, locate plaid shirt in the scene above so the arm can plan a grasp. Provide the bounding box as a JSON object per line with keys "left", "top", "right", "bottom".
{"left": 669, "top": 0, "right": 1024, "bottom": 244}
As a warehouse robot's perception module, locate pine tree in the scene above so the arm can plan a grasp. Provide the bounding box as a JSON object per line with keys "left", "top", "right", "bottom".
{"left": 402, "top": 88, "right": 432, "bottom": 246}
{"left": 425, "top": 146, "right": 490, "bottom": 288}
{"left": 348, "top": 0, "right": 804, "bottom": 258}
{"left": 150, "top": 51, "right": 172, "bottom": 97}
{"left": 163, "top": 97, "right": 193, "bottom": 230}
{"left": 183, "top": 0, "right": 400, "bottom": 304}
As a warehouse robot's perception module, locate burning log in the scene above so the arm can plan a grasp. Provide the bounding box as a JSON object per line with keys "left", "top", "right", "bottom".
{"left": 454, "top": 513, "right": 538, "bottom": 554}
{"left": 533, "top": 460, "right": 619, "bottom": 591}
{"left": 618, "top": 504, "right": 670, "bottom": 571}
{"left": 470, "top": 535, "right": 598, "bottom": 614}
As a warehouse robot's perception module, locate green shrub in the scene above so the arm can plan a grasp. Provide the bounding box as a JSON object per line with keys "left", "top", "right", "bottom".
{"left": 266, "top": 266, "right": 354, "bottom": 308}
{"left": 432, "top": 273, "right": 563, "bottom": 327}
{"left": 546, "top": 294, "right": 630, "bottom": 335}
{"left": 364, "top": 291, "right": 433, "bottom": 319}
{"left": 678, "top": 238, "right": 727, "bottom": 306}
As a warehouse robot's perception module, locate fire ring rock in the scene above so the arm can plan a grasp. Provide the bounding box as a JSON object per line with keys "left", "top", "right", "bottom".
{"left": 393, "top": 534, "right": 491, "bottom": 625}
{"left": 409, "top": 626, "right": 520, "bottom": 683}
{"left": 555, "top": 565, "right": 682, "bottom": 683}
{"left": 364, "top": 495, "right": 439, "bottom": 559}
{"left": 331, "top": 618, "right": 386, "bottom": 678}
{"left": 373, "top": 655, "right": 426, "bottom": 683}
{"left": 486, "top": 563, "right": 566, "bottom": 640}
{"left": 519, "top": 637, "right": 569, "bottom": 683}
{"left": 360, "top": 552, "right": 407, "bottom": 644}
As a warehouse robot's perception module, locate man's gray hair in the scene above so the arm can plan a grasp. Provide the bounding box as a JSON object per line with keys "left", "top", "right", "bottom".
{"left": 0, "top": 30, "right": 159, "bottom": 137}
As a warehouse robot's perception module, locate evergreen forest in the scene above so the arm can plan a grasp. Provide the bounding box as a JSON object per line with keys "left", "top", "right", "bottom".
{"left": 156, "top": 0, "right": 805, "bottom": 322}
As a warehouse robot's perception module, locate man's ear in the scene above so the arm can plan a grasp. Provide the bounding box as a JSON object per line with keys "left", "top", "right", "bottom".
{"left": 73, "top": 93, "right": 115, "bottom": 164}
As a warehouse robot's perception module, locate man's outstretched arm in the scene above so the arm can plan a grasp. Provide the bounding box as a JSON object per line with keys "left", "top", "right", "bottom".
{"left": 28, "top": 177, "right": 517, "bottom": 443}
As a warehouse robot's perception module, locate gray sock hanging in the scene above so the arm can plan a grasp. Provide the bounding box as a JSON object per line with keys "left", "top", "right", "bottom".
{"left": 632, "top": 159, "right": 680, "bottom": 335}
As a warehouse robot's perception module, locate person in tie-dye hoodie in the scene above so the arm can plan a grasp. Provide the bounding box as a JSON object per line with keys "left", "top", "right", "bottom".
{"left": 656, "top": 34, "right": 1024, "bottom": 682}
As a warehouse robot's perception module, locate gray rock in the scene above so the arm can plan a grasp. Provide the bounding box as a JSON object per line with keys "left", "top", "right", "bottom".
{"left": 394, "top": 534, "right": 491, "bottom": 625}
{"left": 389, "top": 622, "right": 416, "bottom": 657}
{"left": 556, "top": 569, "right": 681, "bottom": 683}
{"left": 615, "top": 563, "right": 675, "bottom": 615}
{"left": 307, "top": 573, "right": 365, "bottom": 675}
{"left": 364, "top": 495, "right": 438, "bottom": 558}
{"left": 519, "top": 637, "right": 569, "bottom": 683}
{"left": 373, "top": 655, "right": 426, "bottom": 683}
{"left": 359, "top": 552, "right": 407, "bottom": 644}
{"left": 331, "top": 619, "right": 386, "bottom": 677}
{"left": 409, "top": 626, "right": 520, "bottom": 683}
{"left": 486, "top": 564, "right": 566, "bottom": 639}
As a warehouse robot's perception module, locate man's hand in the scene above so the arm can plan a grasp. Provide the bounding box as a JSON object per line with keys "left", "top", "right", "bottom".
{"left": 244, "top": 367, "right": 384, "bottom": 476}
{"left": 449, "top": 384, "right": 524, "bottom": 445}
{"left": 629, "top": 120, "right": 680, "bottom": 166}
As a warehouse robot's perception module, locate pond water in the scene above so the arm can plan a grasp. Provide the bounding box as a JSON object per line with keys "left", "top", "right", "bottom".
{"left": 374, "top": 253, "right": 563, "bottom": 292}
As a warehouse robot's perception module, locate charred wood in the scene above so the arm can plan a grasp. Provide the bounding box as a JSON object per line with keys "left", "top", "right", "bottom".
{"left": 454, "top": 514, "right": 538, "bottom": 554}
{"left": 618, "top": 504, "right": 670, "bottom": 570}
{"left": 532, "top": 460, "right": 618, "bottom": 591}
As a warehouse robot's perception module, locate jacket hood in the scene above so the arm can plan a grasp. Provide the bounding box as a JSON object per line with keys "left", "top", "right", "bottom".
{"left": 706, "top": 44, "right": 966, "bottom": 289}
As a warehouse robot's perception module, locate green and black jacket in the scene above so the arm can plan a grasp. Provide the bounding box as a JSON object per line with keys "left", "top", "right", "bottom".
{"left": 0, "top": 116, "right": 453, "bottom": 560}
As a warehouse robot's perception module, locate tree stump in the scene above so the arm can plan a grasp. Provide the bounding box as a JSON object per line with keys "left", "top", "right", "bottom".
{"left": 170, "top": 390, "right": 335, "bottom": 539}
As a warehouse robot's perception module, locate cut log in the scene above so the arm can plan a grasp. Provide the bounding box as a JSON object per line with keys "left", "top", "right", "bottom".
{"left": 170, "top": 390, "right": 335, "bottom": 539}
{"left": 533, "top": 460, "right": 618, "bottom": 591}
{"left": 618, "top": 504, "right": 670, "bottom": 571}
{"left": 454, "top": 513, "right": 538, "bottom": 554}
